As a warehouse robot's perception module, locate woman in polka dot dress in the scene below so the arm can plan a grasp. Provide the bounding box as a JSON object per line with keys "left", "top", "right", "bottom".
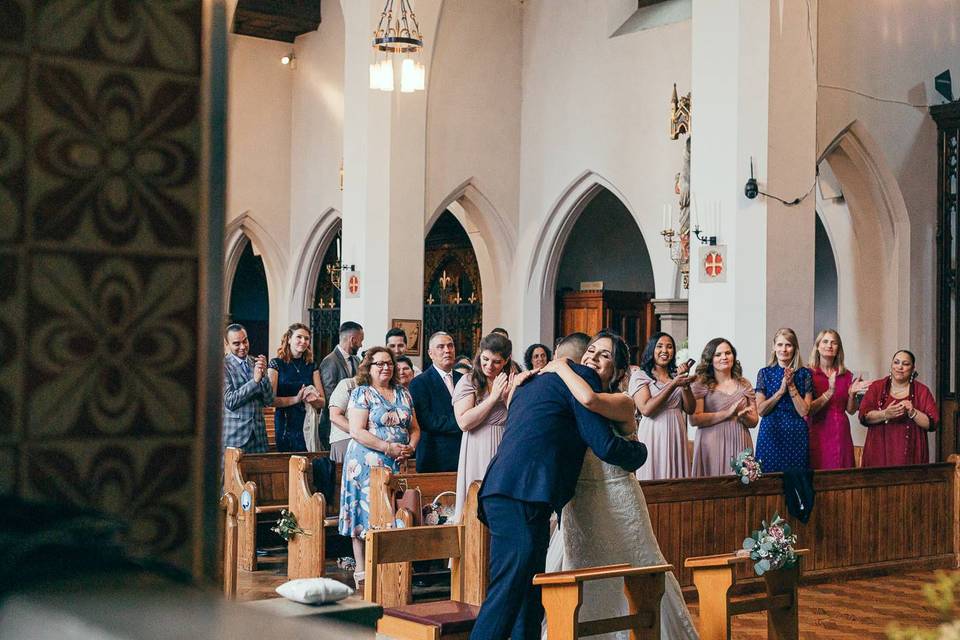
{"left": 754, "top": 328, "right": 813, "bottom": 472}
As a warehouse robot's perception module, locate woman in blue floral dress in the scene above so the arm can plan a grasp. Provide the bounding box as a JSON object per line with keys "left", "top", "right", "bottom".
{"left": 755, "top": 328, "right": 813, "bottom": 472}
{"left": 338, "top": 346, "right": 420, "bottom": 589}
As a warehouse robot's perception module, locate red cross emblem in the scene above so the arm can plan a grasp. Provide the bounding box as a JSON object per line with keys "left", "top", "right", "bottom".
{"left": 704, "top": 251, "right": 724, "bottom": 278}
{"left": 348, "top": 274, "right": 360, "bottom": 294}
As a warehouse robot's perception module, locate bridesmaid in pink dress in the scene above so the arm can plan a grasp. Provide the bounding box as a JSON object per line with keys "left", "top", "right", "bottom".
{"left": 689, "top": 337, "right": 759, "bottom": 476}
{"left": 806, "top": 330, "right": 870, "bottom": 469}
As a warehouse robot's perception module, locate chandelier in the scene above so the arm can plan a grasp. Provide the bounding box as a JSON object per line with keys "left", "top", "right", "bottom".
{"left": 369, "top": 0, "right": 426, "bottom": 93}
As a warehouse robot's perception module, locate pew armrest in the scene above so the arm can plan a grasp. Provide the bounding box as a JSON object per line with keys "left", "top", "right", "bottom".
{"left": 684, "top": 548, "right": 808, "bottom": 569}
{"left": 533, "top": 563, "right": 673, "bottom": 586}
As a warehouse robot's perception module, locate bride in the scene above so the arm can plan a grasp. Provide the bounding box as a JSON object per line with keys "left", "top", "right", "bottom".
{"left": 538, "top": 330, "right": 698, "bottom": 640}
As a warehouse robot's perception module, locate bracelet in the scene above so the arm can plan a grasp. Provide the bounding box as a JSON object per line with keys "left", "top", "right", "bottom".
{"left": 909, "top": 409, "right": 918, "bottom": 420}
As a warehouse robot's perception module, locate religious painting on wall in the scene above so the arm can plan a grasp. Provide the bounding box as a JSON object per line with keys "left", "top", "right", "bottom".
{"left": 392, "top": 319, "right": 422, "bottom": 357}
{"left": 699, "top": 245, "right": 728, "bottom": 283}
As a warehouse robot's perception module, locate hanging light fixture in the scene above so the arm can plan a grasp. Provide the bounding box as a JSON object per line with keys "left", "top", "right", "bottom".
{"left": 369, "top": 0, "right": 426, "bottom": 93}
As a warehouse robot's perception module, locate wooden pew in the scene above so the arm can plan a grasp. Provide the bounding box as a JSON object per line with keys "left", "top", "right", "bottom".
{"left": 363, "top": 482, "right": 488, "bottom": 640}
{"left": 287, "top": 455, "right": 328, "bottom": 579}
{"left": 223, "top": 447, "right": 329, "bottom": 571}
{"left": 684, "top": 550, "right": 808, "bottom": 640}
{"left": 220, "top": 492, "right": 238, "bottom": 599}
{"left": 534, "top": 563, "right": 671, "bottom": 640}
{"left": 367, "top": 466, "right": 459, "bottom": 606}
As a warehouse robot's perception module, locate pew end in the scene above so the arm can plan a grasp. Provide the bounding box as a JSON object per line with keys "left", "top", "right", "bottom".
{"left": 287, "top": 455, "right": 327, "bottom": 579}
{"left": 684, "top": 549, "right": 808, "bottom": 640}
{"left": 533, "top": 563, "right": 672, "bottom": 640}
{"left": 219, "top": 492, "right": 238, "bottom": 600}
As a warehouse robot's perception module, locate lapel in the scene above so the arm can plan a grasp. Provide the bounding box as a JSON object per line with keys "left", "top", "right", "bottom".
{"left": 335, "top": 348, "right": 353, "bottom": 378}
{"left": 431, "top": 365, "right": 453, "bottom": 400}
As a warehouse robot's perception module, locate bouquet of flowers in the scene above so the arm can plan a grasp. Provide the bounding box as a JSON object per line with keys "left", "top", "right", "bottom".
{"left": 730, "top": 448, "right": 762, "bottom": 485}
{"left": 271, "top": 509, "right": 311, "bottom": 541}
{"left": 422, "top": 491, "right": 457, "bottom": 526}
{"left": 741, "top": 513, "right": 798, "bottom": 576}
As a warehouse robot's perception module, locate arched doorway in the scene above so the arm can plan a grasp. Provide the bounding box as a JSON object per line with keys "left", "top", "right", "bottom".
{"left": 229, "top": 236, "right": 270, "bottom": 356}
{"left": 423, "top": 211, "right": 482, "bottom": 359}
{"left": 309, "top": 225, "right": 342, "bottom": 360}
{"left": 554, "top": 187, "right": 657, "bottom": 361}
{"left": 814, "top": 213, "right": 839, "bottom": 334}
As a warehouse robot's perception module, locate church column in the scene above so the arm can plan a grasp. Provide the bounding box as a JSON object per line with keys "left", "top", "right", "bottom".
{"left": 688, "top": 0, "right": 817, "bottom": 374}
{"left": 339, "top": 0, "right": 441, "bottom": 356}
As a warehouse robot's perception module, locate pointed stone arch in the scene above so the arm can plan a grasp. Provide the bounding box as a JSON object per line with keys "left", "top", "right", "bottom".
{"left": 287, "top": 208, "right": 342, "bottom": 324}
{"left": 520, "top": 170, "right": 663, "bottom": 347}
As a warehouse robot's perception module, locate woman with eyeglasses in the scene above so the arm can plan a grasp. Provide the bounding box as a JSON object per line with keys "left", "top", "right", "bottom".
{"left": 338, "top": 347, "right": 420, "bottom": 589}
{"left": 858, "top": 350, "right": 938, "bottom": 467}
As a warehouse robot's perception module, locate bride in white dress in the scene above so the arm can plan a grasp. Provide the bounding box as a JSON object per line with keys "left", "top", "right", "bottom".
{"left": 539, "top": 331, "right": 698, "bottom": 640}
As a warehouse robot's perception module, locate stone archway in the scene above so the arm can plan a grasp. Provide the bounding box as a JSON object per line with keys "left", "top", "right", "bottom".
{"left": 286, "top": 208, "right": 342, "bottom": 324}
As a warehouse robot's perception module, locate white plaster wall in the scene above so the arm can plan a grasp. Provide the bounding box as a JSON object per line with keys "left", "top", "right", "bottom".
{"left": 516, "top": 0, "right": 692, "bottom": 349}
{"left": 817, "top": 0, "right": 960, "bottom": 387}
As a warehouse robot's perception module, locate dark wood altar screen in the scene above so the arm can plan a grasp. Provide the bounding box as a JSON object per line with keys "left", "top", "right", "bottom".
{"left": 932, "top": 104, "right": 960, "bottom": 460}
{"left": 558, "top": 290, "right": 657, "bottom": 358}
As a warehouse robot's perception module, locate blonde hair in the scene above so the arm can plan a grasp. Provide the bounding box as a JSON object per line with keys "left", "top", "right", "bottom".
{"left": 808, "top": 329, "right": 846, "bottom": 374}
{"left": 766, "top": 328, "right": 803, "bottom": 370}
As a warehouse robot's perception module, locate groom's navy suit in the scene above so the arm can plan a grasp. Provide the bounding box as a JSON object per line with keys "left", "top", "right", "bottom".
{"left": 471, "top": 362, "right": 647, "bottom": 640}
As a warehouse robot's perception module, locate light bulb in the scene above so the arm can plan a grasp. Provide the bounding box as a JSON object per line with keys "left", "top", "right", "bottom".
{"left": 379, "top": 59, "right": 394, "bottom": 92}
{"left": 369, "top": 62, "right": 378, "bottom": 89}
{"left": 400, "top": 58, "right": 416, "bottom": 93}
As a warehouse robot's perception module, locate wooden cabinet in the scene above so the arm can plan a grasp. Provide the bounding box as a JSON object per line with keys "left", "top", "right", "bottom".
{"left": 931, "top": 103, "right": 960, "bottom": 460}
{"left": 557, "top": 290, "right": 657, "bottom": 357}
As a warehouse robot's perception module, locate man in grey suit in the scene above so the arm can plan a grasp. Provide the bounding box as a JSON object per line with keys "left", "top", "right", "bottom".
{"left": 318, "top": 321, "right": 363, "bottom": 450}
{"left": 222, "top": 323, "right": 274, "bottom": 453}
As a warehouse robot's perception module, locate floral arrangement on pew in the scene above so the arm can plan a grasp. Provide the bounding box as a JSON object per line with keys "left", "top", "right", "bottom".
{"left": 422, "top": 491, "right": 457, "bottom": 526}
{"left": 740, "top": 513, "right": 797, "bottom": 576}
{"left": 886, "top": 571, "right": 960, "bottom": 639}
{"left": 730, "top": 447, "right": 763, "bottom": 485}
{"left": 271, "top": 509, "right": 311, "bottom": 541}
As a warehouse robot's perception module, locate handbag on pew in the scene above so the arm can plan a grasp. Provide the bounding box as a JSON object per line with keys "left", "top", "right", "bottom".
{"left": 393, "top": 482, "right": 423, "bottom": 527}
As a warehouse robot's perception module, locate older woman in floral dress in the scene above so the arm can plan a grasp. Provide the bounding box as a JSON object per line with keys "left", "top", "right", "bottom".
{"left": 338, "top": 347, "right": 420, "bottom": 589}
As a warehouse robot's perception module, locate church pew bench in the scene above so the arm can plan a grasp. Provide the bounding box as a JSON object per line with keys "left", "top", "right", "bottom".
{"left": 684, "top": 549, "right": 808, "bottom": 640}
{"left": 363, "top": 483, "right": 488, "bottom": 640}
{"left": 287, "top": 455, "right": 328, "bottom": 579}
{"left": 223, "top": 447, "right": 329, "bottom": 571}
{"left": 533, "top": 563, "right": 671, "bottom": 640}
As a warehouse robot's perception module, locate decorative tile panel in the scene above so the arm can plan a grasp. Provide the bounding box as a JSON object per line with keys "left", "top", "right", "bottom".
{"left": 34, "top": 0, "right": 200, "bottom": 74}
{"left": 0, "top": 55, "right": 26, "bottom": 243}
{"left": 0, "top": 0, "right": 29, "bottom": 52}
{"left": 0, "top": 251, "right": 23, "bottom": 441}
{"left": 0, "top": 447, "right": 15, "bottom": 492}
{"left": 26, "top": 253, "right": 197, "bottom": 438}
{"left": 29, "top": 59, "right": 199, "bottom": 251}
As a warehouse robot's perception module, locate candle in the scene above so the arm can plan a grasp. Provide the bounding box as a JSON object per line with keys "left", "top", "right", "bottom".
{"left": 662, "top": 205, "right": 667, "bottom": 230}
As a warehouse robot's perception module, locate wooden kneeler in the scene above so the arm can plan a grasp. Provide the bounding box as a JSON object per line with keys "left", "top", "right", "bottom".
{"left": 533, "top": 563, "right": 671, "bottom": 640}
{"left": 684, "top": 549, "right": 808, "bottom": 640}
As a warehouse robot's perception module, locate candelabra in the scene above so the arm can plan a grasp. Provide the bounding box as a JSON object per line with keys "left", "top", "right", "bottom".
{"left": 660, "top": 227, "right": 691, "bottom": 289}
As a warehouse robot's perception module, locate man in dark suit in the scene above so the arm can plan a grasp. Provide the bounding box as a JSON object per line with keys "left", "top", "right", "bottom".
{"left": 470, "top": 336, "right": 647, "bottom": 640}
{"left": 318, "top": 321, "right": 363, "bottom": 450}
{"left": 409, "top": 331, "right": 462, "bottom": 472}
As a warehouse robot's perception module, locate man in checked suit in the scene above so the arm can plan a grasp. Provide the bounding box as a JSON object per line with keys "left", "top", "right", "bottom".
{"left": 319, "top": 321, "right": 363, "bottom": 450}
{"left": 222, "top": 323, "right": 274, "bottom": 453}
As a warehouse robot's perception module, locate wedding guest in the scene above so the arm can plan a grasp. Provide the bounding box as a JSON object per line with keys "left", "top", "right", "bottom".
{"left": 859, "top": 350, "right": 938, "bottom": 467}
{"left": 339, "top": 348, "right": 419, "bottom": 589}
{"left": 268, "top": 323, "right": 325, "bottom": 452}
{"left": 396, "top": 355, "right": 416, "bottom": 388}
{"left": 319, "top": 322, "right": 363, "bottom": 450}
{"left": 523, "top": 343, "right": 552, "bottom": 371}
{"left": 385, "top": 327, "right": 421, "bottom": 376}
{"left": 807, "top": 329, "right": 870, "bottom": 469}
{"left": 451, "top": 333, "right": 512, "bottom": 522}
{"left": 754, "top": 328, "right": 812, "bottom": 472}
{"left": 222, "top": 324, "right": 273, "bottom": 454}
{"left": 327, "top": 375, "right": 357, "bottom": 463}
{"left": 690, "top": 338, "right": 759, "bottom": 476}
{"left": 490, "top": 327, "right": 522, "bottom": 374}
{"left": 410, "top": 332, "right": 462, "bottom": 472}
{"left": 629, "top": 332, "right": 695, "bottom": 480}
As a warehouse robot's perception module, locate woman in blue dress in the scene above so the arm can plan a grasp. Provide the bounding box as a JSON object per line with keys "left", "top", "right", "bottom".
{"left": 755, "top": 328, "right": 812, "bottom": 472}
{"left": 338, "top": 347, "right": 420, "bottom": 589}
{"left": 268, "top": 323, "right": 325, "bottom": 451}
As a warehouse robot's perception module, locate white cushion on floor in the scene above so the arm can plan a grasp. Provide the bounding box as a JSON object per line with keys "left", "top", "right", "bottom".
{"left": 275, "top": 577, "right": 353, "bottom": 604}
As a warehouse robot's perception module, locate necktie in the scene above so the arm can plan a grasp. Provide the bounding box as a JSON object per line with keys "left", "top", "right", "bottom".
{"left": 442, "top": 371, "right": 454, "bottom": 395}
{"left": 241, "top": 359, "right": 252, "bottom": 380}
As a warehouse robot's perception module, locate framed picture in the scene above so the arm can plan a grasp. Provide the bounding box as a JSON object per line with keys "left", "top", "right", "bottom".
{"left": 391, "top": 319, "right": 422, "bottom": 357}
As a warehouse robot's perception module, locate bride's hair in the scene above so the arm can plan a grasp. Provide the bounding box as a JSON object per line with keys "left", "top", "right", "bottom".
{"left": 586, "top": 329, "right": 631, "bottom": 392}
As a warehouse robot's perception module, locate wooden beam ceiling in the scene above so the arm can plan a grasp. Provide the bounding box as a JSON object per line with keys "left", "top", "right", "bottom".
{"left": 232, "top": 1, "right": 321, "bottom": 43}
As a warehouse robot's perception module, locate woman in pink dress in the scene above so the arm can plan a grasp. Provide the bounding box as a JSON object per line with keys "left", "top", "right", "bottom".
{"left": 806, "top": 330, "right": 870, "bottom": 469}
{"left": 859, "top": 350, "right": 938, "bottom": 467}
{"left": 629, "top": 332, "right": 695, "bottom": 480}
{"left": 689, "top": 337, "right": 759, "bottom": 477}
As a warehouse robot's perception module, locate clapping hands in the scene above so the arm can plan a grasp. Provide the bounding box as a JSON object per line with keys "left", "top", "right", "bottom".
{"left": 490, "top": 372, "right": 510, "bottom": 401}
{"left": 252, "top": 355, "right": 267, "bottom": 382}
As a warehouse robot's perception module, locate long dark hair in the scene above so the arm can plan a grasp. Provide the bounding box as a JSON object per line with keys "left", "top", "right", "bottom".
{"left": 640, "top": 332, "right": 677, "bottom": 379}
{"left": 523, "top": 343, "right": 552, "bottom": 371}
{"left": 586, "top": 329, "right": 631, "bottom": 392}
{"left": 695, "top": 337, "right": 746, "bottom": 390}
{"left": 470, "top": 333, "right": 513, "bottom": 396}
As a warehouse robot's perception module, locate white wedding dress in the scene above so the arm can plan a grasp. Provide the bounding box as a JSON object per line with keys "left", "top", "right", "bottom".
{"left": 544, "top": 450, "right": 699, "bottom": 640}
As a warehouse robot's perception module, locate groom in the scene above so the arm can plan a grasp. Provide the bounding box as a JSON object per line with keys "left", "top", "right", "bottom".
{"left": 470, "top": 333, "right": 647, "bottom": 640}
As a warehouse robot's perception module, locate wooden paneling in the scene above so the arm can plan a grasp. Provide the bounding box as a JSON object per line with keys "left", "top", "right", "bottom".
{"left": 643, "top": 459, "right": 960, "bottom": 592}
{"left": 558, "top": 290, "right": 657, "bottom": 355}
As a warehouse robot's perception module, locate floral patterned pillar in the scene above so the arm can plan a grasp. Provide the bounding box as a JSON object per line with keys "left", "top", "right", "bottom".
{"left": 0, "top": 0, "right": 223, "bottom": 577}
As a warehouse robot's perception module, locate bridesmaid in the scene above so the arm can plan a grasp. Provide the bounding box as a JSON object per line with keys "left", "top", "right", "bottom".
{"left": 268, "top": 323, "right": 325, "bottom": 451}
{"left": 451, "top": 333, "right": 516, "bottom": 522}
{"left": 859, "top": 350, "right": 938, "bottom": 467}
{"left": 806, "top": 329, "right": 869, "bottom": 469}
{"left": 629, "top": 332, "right": 695, "bottom": 480}
{"left": 690, "top": 338, "right": 759, "bottom": 476}
{"left": 754, "top": 328, "right": 812, "bottom": 472}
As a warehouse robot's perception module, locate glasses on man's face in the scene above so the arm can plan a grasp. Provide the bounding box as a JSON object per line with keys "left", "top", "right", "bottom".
{"left": 371, "top": 361, "right": 394, "bottom": 369}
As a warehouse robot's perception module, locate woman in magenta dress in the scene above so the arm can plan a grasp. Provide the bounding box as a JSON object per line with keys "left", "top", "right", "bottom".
{"left": 859, "top": 350, "right": 938, "bottom": 467}
{"left": 806, "top": 330, "right": 870, "bottom": 469}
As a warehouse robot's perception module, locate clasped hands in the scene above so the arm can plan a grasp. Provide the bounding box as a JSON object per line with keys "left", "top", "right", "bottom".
{"left": 252, "top": 355, "right": 268, "bottom": 382}
{"left": 296, "top": 384, "right": 323, "bottom": 406}
{"left": 385, "top": 441, "right": 415, "bottom": 461}
{"left": 727, "top": 396, "right": 753, "bottom": 424}
{"left": 883, "top": 399, "right": 915, "bottom": 421}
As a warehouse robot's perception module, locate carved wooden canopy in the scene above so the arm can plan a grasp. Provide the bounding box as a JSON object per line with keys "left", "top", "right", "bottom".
{"left": 232, "top": 1, "right": 321, "bottom": 43}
